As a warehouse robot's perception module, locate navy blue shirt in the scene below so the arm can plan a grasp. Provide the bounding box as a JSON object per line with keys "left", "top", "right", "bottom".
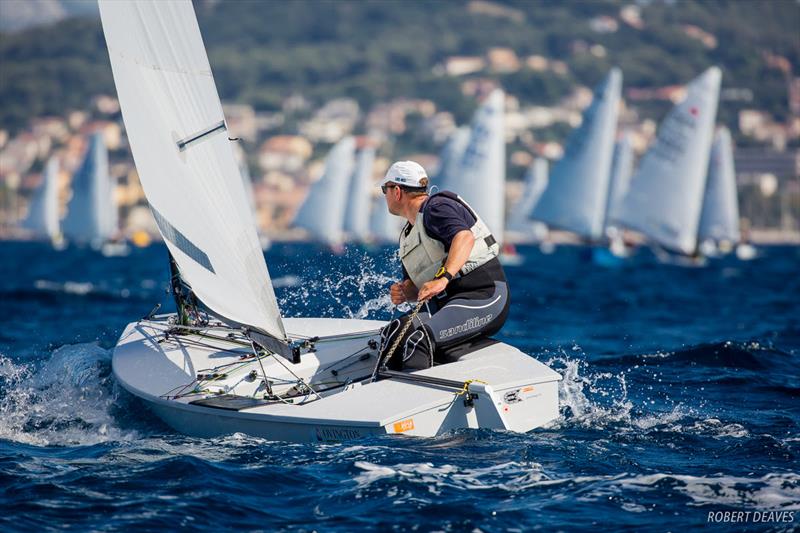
{"left": 401, "top": 193, "right": 476, "bottom": 280}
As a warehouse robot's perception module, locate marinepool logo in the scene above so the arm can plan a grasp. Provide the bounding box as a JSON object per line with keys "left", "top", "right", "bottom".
{"left": 439, "top": 314, "right": 493, "bottom": 339}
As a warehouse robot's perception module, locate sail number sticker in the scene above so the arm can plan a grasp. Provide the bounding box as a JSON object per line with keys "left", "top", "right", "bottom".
{"left": 393, "top": 419, "right": 415, "bottom": 433}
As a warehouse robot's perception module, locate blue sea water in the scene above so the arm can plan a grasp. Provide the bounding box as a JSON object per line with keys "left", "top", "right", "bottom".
{"left": 0, "top": 241, "right": 798, "bottom": 531}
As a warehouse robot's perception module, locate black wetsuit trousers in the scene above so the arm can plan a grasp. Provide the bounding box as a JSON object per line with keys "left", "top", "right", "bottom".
{"left": 380, "top": 258, "right": 510, "bottom": 371}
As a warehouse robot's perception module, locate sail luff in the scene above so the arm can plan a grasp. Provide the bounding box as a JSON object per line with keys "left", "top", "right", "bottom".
{"left": 508, "top": 157, "right": 548, "bottom": 233}
{"left": 99, "top": 0, "right": 286, "bottom": 340}
{"left": 530, "top": 68, "right": 622, "bottom": 241}
{"left": 613, "top": 67, "right": 721, "bottom": 255}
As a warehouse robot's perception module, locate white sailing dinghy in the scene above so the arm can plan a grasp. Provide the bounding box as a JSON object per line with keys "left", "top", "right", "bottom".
{"left": 292, "top": 136, "right": 356, "bottom": 251}
{"left": 697, "top": 127, "right": 751, "bottom": 258}
{"left": 530, "top": 68, "right": 622, "bottom": 250}
{"left": 506, "top": 157, "right": 548, "bottom": 244}
{"left": 453, "top": 90, "right": 506, "bottom": 244}
{"left": 21, "top": 156, "right": 63, "bottom": 247}
{"left": 612, "top": 67, "right": 721, "bottom": 263}
{"left": 433, "top": 126, "right": 471, "bottom": 193}
{"left": 343, "top": 143, "right": 375, "bottom": 244}
{"left": 101, "top": 0, "right": 560, "bottom": 443}
{"left": 62, "top": 131, "right": 127, "bottom": 255}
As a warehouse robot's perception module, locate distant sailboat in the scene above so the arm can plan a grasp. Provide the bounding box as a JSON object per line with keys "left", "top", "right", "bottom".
{"left": 62, "top": 132, "right": 124, "bottom": 253}
{"left": 293, "top": 136, "right": 356, "bottom": 248}
{"left": 698, "top": 127, "right": 740, "bottom": 255}
{"left": 343, "top": 144, "right": 375, "bottom": 243}
{"left": 433, "top": 126, "right": 470, "bottom": 193}
{"left": 21, "top": 157, "right": 62, "bottom": 246}
{"left": 604, "top": 132, "right": 634, "bottom": 233}
{"left": 531, "top": 68, "right": 622, "bottom": 244}
{"left": 507, "top": 157, "right": 548, "bottom": 243}
{"left": 450, "top": 89, "right": 506, "bottom": 240}
{"left": 369, "top": 192, "right": 403, "bottom": 244}
{"left": 613, "top": 67, "right": 721, "bottom": 259}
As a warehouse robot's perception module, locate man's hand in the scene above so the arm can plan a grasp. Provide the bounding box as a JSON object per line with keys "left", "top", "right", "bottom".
{"left": 417, "top": 277, "right": 448, "bottom": 302}
{"left": 390, "top": 279, "right": 418, "bottom": 305}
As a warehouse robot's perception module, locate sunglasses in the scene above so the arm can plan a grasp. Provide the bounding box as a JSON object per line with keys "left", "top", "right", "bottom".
{"left": 381, "top": 183, "right": 399, "bottom": 195}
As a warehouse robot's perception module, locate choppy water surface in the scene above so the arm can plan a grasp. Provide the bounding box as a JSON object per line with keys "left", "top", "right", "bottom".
{"left": 1, "top": 242, "right": 798, "bottom": 531}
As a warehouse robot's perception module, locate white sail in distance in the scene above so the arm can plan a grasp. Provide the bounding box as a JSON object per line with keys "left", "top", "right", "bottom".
{"left": 434, "top": 126, "right": 470, "bottom": 192}
{"left": 531, "top": 68, "right": 622, "bottom": 241}
{"left": 613, "top": 67, "right": 721, "bottom": 255}
{"left": 99, "top": 0, "right": 286, "bottom": 341}
{"left": 293, "top": 136, "right": 356, "bottom": 246}
{"left": 22, "top": 157, "right": 60, "bottom": 240}
{"left": 62, "top": 132, "right": 117, "bottom": 244}
{"left": 604, "top": 132, "right": 634, "bottom": 230}
{"left": 508, "top": 157, "right": 548, "bottom": 235}
{"left": 698, "top": 127, "right": 739, "bottom": 244}
{"left": 344, "top": 145, "right": 375, "bottom": 242}
{"left": 370, "top": 192, "right": 403, "bottom": 244}
{"left": 452, "top": 89, "right": 506, "bottom": 239}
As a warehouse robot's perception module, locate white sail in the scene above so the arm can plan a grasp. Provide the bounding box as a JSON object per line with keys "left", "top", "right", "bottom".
{"left": 531, "top": 68, "right": 622, "bottom": 241}
{"left": 508, "top": 157, "right": 548, "bottom": 234}
{"left": 604, "top": 132, "right": 634, "bottom": 230}
{"left": 369, "top": 193, "right": 403, "bottom": 244}
{"left": 62, "top": 132, "right": 117, "bottom": 244}
{"left": 293, "top": 136, "right": 356, "bottom": 246}
{"left": 452, "top": 89, "right": 506, "bottom": 239}
{"left": 433, "top": 126, "right": 470, "bottom": 192}
{"left": 343, "top": 145, "right": 375, "bottom": 242}
{"left": 698, "top": 127, "right": 739, "bottom": 244}
{"left": 613, "top": 67, "right": 721, "bottom": 255}
{"left": 22, "top": 157, "right": 60, "bottom": 240}
{"left": 99, "top": 0, "right": 286, "bottom": 340}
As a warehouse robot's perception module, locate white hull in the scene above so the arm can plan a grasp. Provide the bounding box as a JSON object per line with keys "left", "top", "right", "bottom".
{"left": 114, "top": 316, "right": 561, "bottom": 442}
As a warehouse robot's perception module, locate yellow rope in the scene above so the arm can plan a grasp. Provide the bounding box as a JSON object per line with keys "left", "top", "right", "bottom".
{"left": 454, "top": 378, "right": 489, "bottom": 396}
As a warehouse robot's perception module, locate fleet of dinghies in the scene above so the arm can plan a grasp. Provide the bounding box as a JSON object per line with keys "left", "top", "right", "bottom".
{"left": 20, "top": 131, "right": 126, "bottom": 254}
{"left": 101, "top": 0, "right": 561, "bottom": 443}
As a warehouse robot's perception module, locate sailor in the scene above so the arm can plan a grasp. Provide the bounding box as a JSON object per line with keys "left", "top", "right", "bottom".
{"left": 377, "top": 160, "right": 510, "bottom": 371}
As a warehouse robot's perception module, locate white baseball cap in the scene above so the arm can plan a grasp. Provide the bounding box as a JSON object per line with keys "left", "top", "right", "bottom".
{"left": 380, "top": 160, "right": 428, "bottom": 189}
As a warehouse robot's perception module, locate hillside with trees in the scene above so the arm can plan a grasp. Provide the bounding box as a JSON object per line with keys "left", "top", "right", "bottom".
{"left": 1, "top": 0, "right": 797, "bottom": 139}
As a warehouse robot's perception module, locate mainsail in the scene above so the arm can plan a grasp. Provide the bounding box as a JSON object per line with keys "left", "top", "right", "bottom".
{"left": 99, "top": 0, "right": 286, "bottom": 341}
{"left": 613, "top": 67, "right": 721, "bottom": 255}
{"left": 433, "top": 126, "right": 470, "bottom": 192}
{"left": 452, "top": 89, "right": 506, "bottom": 239}
{"left": 604, "top": 132, "right": 634, "bottom": 230}
{"left": 343, "top": 145, "right": 375, "bottom": 242}
{"left": 62, "top": 132, "right": 117, "bottom": 244}
{"left": 530, "top": 68, "right": 622, "bottom": 241}
{"left": 293, "top": 136, "right": 356, "bottom": 246}
{"left": 698, "top": 127, "right": 739, "bottom": 244}
{"left": 507, "top": 157, "right": 548, "bottom": 235}
{"left": 22, "top": 157, "right": 60, "bottom": 240}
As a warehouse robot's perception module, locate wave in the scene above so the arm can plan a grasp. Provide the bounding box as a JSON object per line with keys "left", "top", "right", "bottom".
{"left": 0, "top": 343, "right": 140, "bottom": 446}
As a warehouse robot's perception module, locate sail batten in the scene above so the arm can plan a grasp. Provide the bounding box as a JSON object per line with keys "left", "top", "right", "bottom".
{"left": 99, "top": 0, "right": 286, "bottom": 341}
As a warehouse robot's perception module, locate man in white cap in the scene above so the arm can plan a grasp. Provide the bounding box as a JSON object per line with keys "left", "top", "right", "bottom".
{"left": 376, "top": 160, "right": 509, "bottom": 371}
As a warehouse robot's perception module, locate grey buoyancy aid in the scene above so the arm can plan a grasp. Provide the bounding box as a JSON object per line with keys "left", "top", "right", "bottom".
{"left": 399, "top": 191, "right": 499, "bottom": 289}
